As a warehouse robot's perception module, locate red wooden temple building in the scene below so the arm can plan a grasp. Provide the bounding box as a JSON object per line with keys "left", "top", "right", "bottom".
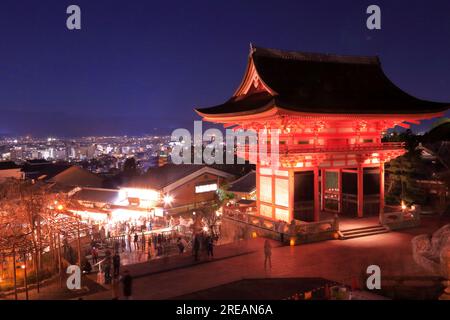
{"left": 196, "top": 46, "right": 449, "bottom": 223}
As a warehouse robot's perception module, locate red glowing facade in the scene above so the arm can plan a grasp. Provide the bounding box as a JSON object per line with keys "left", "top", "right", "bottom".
{"left": 196, "top": 46, "right": 448, "bottom": 223}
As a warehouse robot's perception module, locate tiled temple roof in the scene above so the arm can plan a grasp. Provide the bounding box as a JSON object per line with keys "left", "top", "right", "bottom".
{"left": 196, "top": 46, "right": 449, "bottom": 117}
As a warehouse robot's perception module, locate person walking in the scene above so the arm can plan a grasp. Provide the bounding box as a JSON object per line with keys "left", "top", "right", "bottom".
{"left": 153, "top": 234, "right": 157, "bottom": 250}
{"left": 121, "top": 270, "right": 133, "bottom": 300}
{"left": 278, "top": 221, "right": 286, "bottom": 244}
{"left": 127, "top": 234, "right": 132, "bottom": 252}
{"left": 121, "top": 237, "right": 126, "bottom": 253}
{"left": 114, "top": 240, "right": 120, "bottom": 253}
{"left": 177, "top": 237, "right": 185, "bottom": 254}
{"left": 147, "top": 236, "right": 152, "bottom": 259}
{"left": 193, "top": 235, "right": 200, "bottom": 261}
{"left": 113, "top": 251, "right": 121, "bottom": 278}
{"left": 134, "top": 233, "right": 139, "bottom": 251}
{"left": 264, "top": 240, "right": 272, "bottom": 269}
{"left": 104, "top": 250, "right": 112, "bottom": 284}
{"left": 141, "top": 232, "right": 146, "bottom": 251}
{"left": 206, "top": 236, "right": 214, "bottom": 258}
{"left": 181, "top": 237, "right": 188, "bottom": 252}
{"left": 91, "top": 246, "right": 98, "bottom": 265}
{"left": 156, "top": 242, "right": 162, "bottom": 256}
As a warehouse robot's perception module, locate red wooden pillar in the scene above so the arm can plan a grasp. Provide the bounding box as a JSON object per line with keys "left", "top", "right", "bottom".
{"left": 288, "top": 170, "right": 294, "bottom": 222}
{"left": 338, "top": 168, "right": 342, "bottom": 213}
{"left": 256, "top": 163, "right": 260, "bottom": 217}
{"left": 313, "top": 166, "right": 320, "bottom": 222}
{"left": 271, "top": 173, "right": 276, "bottom": 219}
{"left": 357, "top": 164, "right": 364, "bottom": 218}
{"left": 320, "top": 169, "right": 326, "bottom": 211}
{"left": 379, "top": 162, "right": 385, "bottom": 215}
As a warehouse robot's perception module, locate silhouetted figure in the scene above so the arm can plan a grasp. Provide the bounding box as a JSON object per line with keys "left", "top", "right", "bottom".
{"left": 121, "top": 270, "right": 133, "bottom": 300}
{"left": 104, "top": 250, "right": 112, "bottom": 284}
{"left": 91, "top": 246, "right": 98, "bottom": 265}
{"left": 134, "top": 233, "right": 139, "bottom": 251}
{"left": 141, "top": 232, "right": 146, "bottom": 251}
{"left": 82, "top": 260, "right": 92, "bottom": 274}
{"left": 177, "top": 237, "right": 185, "bottom": 254}
{"left": 127, "top": 234, "right": 132, "bottom": 252}
{"left": 193, "top": 235, "right": 200, "bottom": 261}
{"left": 113, "top": 252, "right": 121, "bottom": 278}
{"left": 264, "top": 240, "right": 272, "bottom": 269}
{"left": 207, "top": 236, "right": 214, "bottom": 258}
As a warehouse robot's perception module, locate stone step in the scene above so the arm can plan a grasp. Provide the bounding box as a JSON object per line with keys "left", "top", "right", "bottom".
{"left": 340, "top": 226, "right": 387, "bottom": 236}
{"left": 339, "top": 225, "right": 390, "bottom": 240}
{"left": 340, "top": 225, "right": 386, "bottom": 233}
{"left": 341, "top": 229, "right": 390, "bottom": 239}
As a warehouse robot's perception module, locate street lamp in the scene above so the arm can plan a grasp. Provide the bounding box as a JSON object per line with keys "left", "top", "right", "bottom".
{"left": 163, "top": 194, "right": 173, "bottom": 205}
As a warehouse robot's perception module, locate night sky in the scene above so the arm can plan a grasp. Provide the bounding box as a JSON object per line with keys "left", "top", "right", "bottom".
{"left": 0, "top": 0, "right": 449, "bottom": 137}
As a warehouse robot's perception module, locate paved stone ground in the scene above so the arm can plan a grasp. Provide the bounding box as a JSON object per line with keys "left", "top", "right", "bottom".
{"left": 117, "top": 238, "right": 278, "bottom": 278}
{"left": 83, "top": 216, "right": 450, "bottom": 300}
{"left": 3, "top": 216, "right": 448, "bottom": 300}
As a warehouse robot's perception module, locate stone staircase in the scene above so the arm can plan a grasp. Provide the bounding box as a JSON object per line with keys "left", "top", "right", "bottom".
{"left": 338, "top": 225, "right": 390, "bottom": 240}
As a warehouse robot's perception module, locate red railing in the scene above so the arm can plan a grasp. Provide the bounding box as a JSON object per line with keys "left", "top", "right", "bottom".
{"left": 239, "top": 142, "right": 405, "bottom": 155}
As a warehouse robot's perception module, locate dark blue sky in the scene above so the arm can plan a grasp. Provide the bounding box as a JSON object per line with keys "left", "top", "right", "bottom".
{"left": 0, "top": 0, "right": 449, "bottom": 137}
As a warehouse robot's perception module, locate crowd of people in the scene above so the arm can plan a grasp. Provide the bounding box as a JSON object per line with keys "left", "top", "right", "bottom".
{"left": 99, "top": 215, "right": 196, "bottom": 239}
{"left": 192, "top": 232, "right": 216, "bottom": 261}
{"left": 81, "top": 244, "right": 133, "bottom": 299}
{"left": 77, "top": 211, "right": 286, "bottom": 300}
{"left": 77, "top": 213, "right": 225, "bottom": 299}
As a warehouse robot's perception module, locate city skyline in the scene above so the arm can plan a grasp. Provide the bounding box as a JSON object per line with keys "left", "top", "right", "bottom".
{"left": 0, "top": 0, "right": 450, "bottom": 136}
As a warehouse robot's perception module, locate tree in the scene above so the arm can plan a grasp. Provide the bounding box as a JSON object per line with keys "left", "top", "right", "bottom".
{"left": 0, "top": 179, "right": 84, "bottom": 298}
{"left": 192, "top": 184, "right": 233, "bottom": 238}
{"left": 0, "top": 179, "right": 49, "bottom": 298}
{"left": 383, "top": 129, "right": 419, "bottom": 153}
{"left": 385, "top": 150, "right": 426, "bottom": 205}
{"left": 123, "top": 157, "right": 138, "bottom": 176}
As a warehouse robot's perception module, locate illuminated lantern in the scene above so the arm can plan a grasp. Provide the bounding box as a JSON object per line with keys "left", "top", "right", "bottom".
{"left": 401, "top": 200, "right": 407, "bottom": 211}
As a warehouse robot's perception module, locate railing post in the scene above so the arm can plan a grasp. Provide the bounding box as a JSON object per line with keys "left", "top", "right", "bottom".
{"left": 357, "top": 163, "right": 364, "bottom": 218}
{"left": 333, "top": 213, "right": 340, "bottom": 231}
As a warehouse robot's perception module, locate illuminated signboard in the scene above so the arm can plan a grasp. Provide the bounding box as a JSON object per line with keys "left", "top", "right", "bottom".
{"left": 195, "top": 183, "right": 218, "bottom": 194}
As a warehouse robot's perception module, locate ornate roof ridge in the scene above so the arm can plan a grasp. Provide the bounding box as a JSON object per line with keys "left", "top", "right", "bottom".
{"left": 251, "top": 45, "right": 379, "bottom": 65}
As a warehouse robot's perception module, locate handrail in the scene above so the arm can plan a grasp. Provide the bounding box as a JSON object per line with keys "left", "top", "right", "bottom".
{"left": 241, "top": 142, "right": 405, "bottom": 155}
{"left": 223, "top": 207, "right": 339, "bottom": 235}
{"left": 223, "top": 207, "right": 287, "bottom": 234}
{"left": 380, "top": 205, "right": 421, "bottom": 225}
